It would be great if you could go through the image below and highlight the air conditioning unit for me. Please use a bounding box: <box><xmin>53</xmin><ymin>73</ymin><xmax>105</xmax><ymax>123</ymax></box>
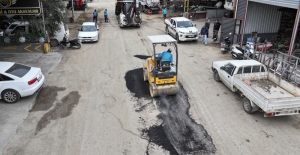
<box><xmin>224</xmin><ymin>0</ymin><xmax>235</xmax><ymax>11</ymax></box>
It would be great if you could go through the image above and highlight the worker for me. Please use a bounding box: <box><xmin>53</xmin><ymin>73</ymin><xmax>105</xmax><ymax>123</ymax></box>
<box><xmin>93</xmin><ymin>9</ymin><xmax>98</xmax><ymax>23</ymax></box>
<box><xmin>104</xmin><ymin>9</ymin><xmax>108</xmax><ymax>22</ymax></box>
<box><xmin>200</xmin><ymin>25</ymin><xmax>208</xmax><ymax>45</ymax></box>
<box><xmin>158</xmin><ymin>48</ymin><xmax>173</xmax><ymax>63</ymax></box>
<box><xmin>162</xmin><ymin>7</ymin><xmax>167</xmax><ymax>20</ymax></box>
<box><xmin>213</xmin><ymin>19</ymin><xmax>222</xmax><ymax>41</ymax></box>
<box><xmin>205</xmin><ymin>18</ymin><xmax>210</xmax><ymax>37</ymax></box>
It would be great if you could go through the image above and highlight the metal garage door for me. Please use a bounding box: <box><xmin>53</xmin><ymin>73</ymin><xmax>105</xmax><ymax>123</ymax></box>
<box><xmin>249</xmin><ymin>0</ymin><xmax>299</xmax><ymax>9</ymax></box>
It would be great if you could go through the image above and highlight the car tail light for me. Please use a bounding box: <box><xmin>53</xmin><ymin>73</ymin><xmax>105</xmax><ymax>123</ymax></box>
<box><xmin>265</xmin><ymin>112</ymin><xmax>275</xmax><ymax>117</ymax></box>
<box><xmin>28</xmin><ymin>77</ymin><xmax>38</xmax><ymax>85</ymax></box>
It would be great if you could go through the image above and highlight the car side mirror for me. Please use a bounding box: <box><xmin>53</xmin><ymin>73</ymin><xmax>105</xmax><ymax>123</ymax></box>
<box><xmin>97</xmin><ymin>28</ymin><xmax>99</xmax><ymax>31</ymax></box>
<box><xmin>220</xmin><ymin>66</ymin><xmax>224</xmax><ymax>70</ymax></box>
<box><xmin>78</xmin><ymin>29</ymin><xmax>80</xmax><ymax>31</ymax></box>
<box><xmin>194</xmin><ymin>24</ymin><xmax>196</xmax><ymax>26</ymax></box>
<box><xmin>172</xmin><ymin>25</ymin><xmax>175</xmax><ymax>28</ymax></box>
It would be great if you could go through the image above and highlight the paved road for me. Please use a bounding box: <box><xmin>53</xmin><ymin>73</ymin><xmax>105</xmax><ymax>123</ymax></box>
<box><xmin>2</xmin><ymin>0</ymin><xmax>300</xmax><ymax>155</ymax></box>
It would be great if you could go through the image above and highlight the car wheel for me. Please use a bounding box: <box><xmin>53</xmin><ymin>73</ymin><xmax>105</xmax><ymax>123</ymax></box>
<box><xmin>242</xmin><ymin>97</ymin><xmax>259</xmax><ymax>114</ymax></box>
<box><xmin>176</xmin><ymin>34</ymin><xmax>180</xmax><ymax>43</ymax></box>
<box><xmin>213</xmin><ymin>70</ymin><xmax>221</xmax><ymax>82</ymax></box>
<box><xmin>50</xmin><ymin>39</ymin><xmax>59</xmax><ymax>47</ymax></box>
<box><xmin>1</xmin><ymin>89</ymin><xmax>20</xmax><ymax>103</ymax></box>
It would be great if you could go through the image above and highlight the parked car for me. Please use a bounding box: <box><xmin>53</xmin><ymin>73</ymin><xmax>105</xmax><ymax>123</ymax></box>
<box><xmin>0</xmin><ymin>62</ymin><xmax>45</xmax><ymax>103</ymax></box>
<box><xmin>0</xmin><ymin>15</ymin><xmax>21</xmax><ymax>29</ymax></box>
<box><xmin>164</xmin><ymin>17</ymin><xmax>199</xmax><ymax>42</ymax></box>
<box><xmin>78</xmin><ymin>22</ymin><xmax>99</xmax><ymax>42</ymax></box>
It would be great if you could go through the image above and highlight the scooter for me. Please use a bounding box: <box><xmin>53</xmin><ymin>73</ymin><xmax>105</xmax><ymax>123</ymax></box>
<box><xmin>231</xmin><ymin>43</ymin><xmax>258</xmax><ymax>60</ymax></box>
<box><xmin>59</xmin><ymin>35</ymin><xmax>81</xmax><ymax>49</ymax></box>
<box><xmin>220</xmin><ymin>33</ymin><xmax>232</xmax><ymax>54</ymax></box>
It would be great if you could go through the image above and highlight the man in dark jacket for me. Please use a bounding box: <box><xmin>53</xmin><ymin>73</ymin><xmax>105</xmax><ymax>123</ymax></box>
<box><xmin>213</xmin><ymin>19</ymin><xmax>222</xmax><ymax>41</ymax></box>
<box><xmin>200</xmin><ymin>25</ymin><xmax>208</xmax><ymax>45</ymax></box>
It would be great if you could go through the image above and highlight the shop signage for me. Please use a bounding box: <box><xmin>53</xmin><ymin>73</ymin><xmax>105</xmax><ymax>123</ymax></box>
<box><xmin>0</xmin><ymin>0</ymin><xmax>41</xmax><ymax>15</ymax></box>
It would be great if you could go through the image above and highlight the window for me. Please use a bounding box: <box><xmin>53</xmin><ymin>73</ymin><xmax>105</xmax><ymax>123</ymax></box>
<box><xmin>5</xmin><ymin>63</ymin><xmax>31</xmax><ymax>78</ymax></box>
<box><xmin>261</xmin><ymin>66</ymin><xmax>266</xmax><ymax>72</ymax></box>
<box><xmin>243</xmin><ymin>66</ymin><xmax>251</xmax><ymax>73</ymax></box>
<box><xmin>0</xmin><ymin>74</ymin><xmax>13</xmax><ymax>81</ymax></box>
<box><xmin>8</xmin><ymin>24</ymin><xmax>17</xmax><ymax>30</ymax></box>
<box><xmin>223</xmin><ymin>63</ymin><xmax>235</xmax><ymax>75</ymax></box>
<box><xmin>237</xmin><ymin>67</ymin><xmax>243</xmax><ymax>74</ymax></box>
<box><xmin>81</xmin><ymin>25</ymin><xmax>97</xmax><ymax>31</ymax></box>
<box><xmin>252</xmin><ymin>66</ymin><xmax>260</xmax><ymax>73</ymax></box>
<box><xmin>177</xmin><ymin>21</ymin><xmax>193</xmax><ymax>28</ymax></box>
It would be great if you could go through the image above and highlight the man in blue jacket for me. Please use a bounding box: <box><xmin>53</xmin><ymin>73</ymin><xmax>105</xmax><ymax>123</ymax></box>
<box><xmin>104</xmin><ymin>9</ymin><xmax>108</xmax><ymax>22</ymax></box>
<box><xmin>158</xmin><ymin>48</ymin><xmax>173</xmax><ymax>63</ymax></box>
<box><xmin>162</xmin><ymin>8</ymin><xmax>167</xmax><ymax>20</ymax></box>
<box><xmin>93</xmin><ymin>9</ymin><xmax>98</xmax><ymax>23</ymax></box>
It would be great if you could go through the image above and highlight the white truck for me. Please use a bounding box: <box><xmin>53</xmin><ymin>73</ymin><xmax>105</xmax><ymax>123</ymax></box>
<box><xmin>164</xmin><ymin>17</ymin><xmax>198</xmax><ymax>43</ymax></box>
<box><xmin>139</xmin><ymin>0</ymin><xmax>160</xmax><ymax>14</ymax></box>
<box><xmin>212</xmin><ymin>60</ymin><xmax>300</xmax><ymax>117</ymax></box>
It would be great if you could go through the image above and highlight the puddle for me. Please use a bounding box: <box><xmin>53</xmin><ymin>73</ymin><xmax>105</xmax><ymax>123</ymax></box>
<box><xmin>30</xmin><ymin>86</ymin><xmax>66</xmax><ymax>112</ymax></box>
<box><xmin>35</xmin><ymin>91</ymin><xmax>81</xmax><ymax>134</ymax></box>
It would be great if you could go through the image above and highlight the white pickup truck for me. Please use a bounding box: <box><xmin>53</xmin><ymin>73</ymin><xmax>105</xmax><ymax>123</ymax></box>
<box><xmin>212</xmin><ymin>60</ymin><xmax>300</xmax><ymax>117</ymax></box>
<box><xmin>164</xmin><ymin>17</ymin><xmax>198</xmax><ymax>42</ymax></box>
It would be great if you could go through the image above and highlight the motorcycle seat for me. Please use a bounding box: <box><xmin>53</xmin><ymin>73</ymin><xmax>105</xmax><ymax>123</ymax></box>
<box><xmin>236</xmin><ymin>47</ymin><xmax>245</xmax><ymax>53</ymax></box>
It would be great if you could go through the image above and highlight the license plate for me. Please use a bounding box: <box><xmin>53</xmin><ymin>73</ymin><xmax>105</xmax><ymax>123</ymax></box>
<box><xmin>221</xmin><ymin>48</ymin><xmax>224</xmax><ymax>50</ymax></box>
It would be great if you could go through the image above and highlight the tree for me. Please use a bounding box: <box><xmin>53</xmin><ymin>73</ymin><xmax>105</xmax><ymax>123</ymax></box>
<box><xmin>27</xmin><ymin>0</ymin><xmax>69</xmax><ymax>37</ymax></box>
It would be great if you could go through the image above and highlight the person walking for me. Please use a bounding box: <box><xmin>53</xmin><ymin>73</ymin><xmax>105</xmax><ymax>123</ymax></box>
<box><xmin>93</xmin><ymin>9</ymin><xmax>98</xmax><ymax>23</ymax></box>
<box><xmin>104</xmin><ymin>9</ymin><xmax>108</xmax><ymax>22</ymax></box>
<box><xmin>205</xmin><ymin>17</ymin><xmax>210</xmax><ymax>37</ymax></box>
<box><xmin>213</xmin><ymin>19</ymin><xmax>222</xmax><ymax>41</ymax></box>
<box><xmin>200</xmin><ymin>25</ymin><xmax>208</xmax><ymax>45</ymax></box>
<box><xmin>163</xmin><ymin>8</ymin><xmax>167</xmax><ymax>20</ymax></box>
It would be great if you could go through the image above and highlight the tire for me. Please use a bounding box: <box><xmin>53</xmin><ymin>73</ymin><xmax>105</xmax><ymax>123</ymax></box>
<box><xmin>222</xmin><ymin>50</ymin><xmax>226</xmax><ymax>54</ymax></box>
<box><xmin>242</xmin><ymin>97</ymin><xmax>259</xmax><ymax>114</ymax></box>
<box><xmin>1</xmin><ymin>89</ymin><xmax>20</xmax><ymax>103</ymax></box>
<box><xmin>77</xmin><ymin>44</ymin><xmax>82</xmax><ymax>49</ymax></box>
<box><xmin>176</xmin><ymin>34</ymin><xmax>180</xmax><ymax>43</ymax></box>
<box><xmin>4</xmin><ymin>37</ymin><xmax>11</xmax><ymax>43</ymax></box>
<box><xmin>50</xmin><ymin>39</ymin><xmax>59</xmax><ymax>47</ymax></box>
<box><xmin>213</xmin><ymin>70</ymin><xmax>221</xmax><ymax>82</ymax></box>
<box><xmin>143</xmin><ymin>68</ymin><xmax>148</xmax><ymax>82</ymax></box>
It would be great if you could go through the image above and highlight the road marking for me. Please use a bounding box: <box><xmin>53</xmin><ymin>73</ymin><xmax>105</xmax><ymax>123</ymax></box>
<box><xmin>24</xmin><ymin>44</ymin><xmax>33</xmax><ymax>52</ymax></box>
<box><xmin>35</xmin><ymin>44</ymin><xmax>43</xmax><ymax>52</ymax></box>
<box><xmin>3</xmin><ymin>46</ymin><xmax>17</xmax><ymax>50</ymax></box>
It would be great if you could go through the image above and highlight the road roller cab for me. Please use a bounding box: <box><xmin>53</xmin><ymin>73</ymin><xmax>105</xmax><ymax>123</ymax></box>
<box><xmin>143</xmin><ymin>35</ymin><xmax>179</xmax><ymax>97</ymax></box>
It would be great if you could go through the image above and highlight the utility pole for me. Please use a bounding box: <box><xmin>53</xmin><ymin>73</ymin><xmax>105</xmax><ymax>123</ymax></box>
<box><xmin>71</xmin><ymin>0</ymin><xmax>75</xmax><ymax>22</ymax></box>
<box><xmin>40</xmin><ymin>0</ymin><xmax>46</xmax><ymax>38</ymax></box>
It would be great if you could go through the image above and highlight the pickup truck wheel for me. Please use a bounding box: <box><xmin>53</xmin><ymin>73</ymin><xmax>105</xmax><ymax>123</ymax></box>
<box><xmin>213</xmin><ymin>70</ymin><xmax>221</xmax><ymax>82</ymax></box>
<box><xmin>242</xmin><ymin>97</ymin><xmax>258</xmax><ymax>114</ymax></box>
<box><xmin>176</xmin><ymin>34</ymin><xmax>180</xmax><ymax>43</ymax></box>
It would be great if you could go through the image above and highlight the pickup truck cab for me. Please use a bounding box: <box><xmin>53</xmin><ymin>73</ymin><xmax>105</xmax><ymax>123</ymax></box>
<box><xmin>164</xmin><ymin>17</ymin><xmax>198</xmax><ymax>42</ymax></box>
<box><xmin>212</xmin><ymin>60</ymin><xmax>300</xmax><ymax>117</ymax></box>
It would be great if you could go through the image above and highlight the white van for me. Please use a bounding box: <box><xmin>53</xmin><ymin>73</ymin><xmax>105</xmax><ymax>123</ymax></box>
<box><xmin>5</xmin><ymin>21</ymin><xmax>69</xmax><ymax>46</ymax></box>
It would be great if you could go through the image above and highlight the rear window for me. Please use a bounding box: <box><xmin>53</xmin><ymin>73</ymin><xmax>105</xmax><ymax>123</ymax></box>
<box><xmin>5</xmin><ymin>63</ymin><xmax>31</xmax><ymax>78</ymax></box>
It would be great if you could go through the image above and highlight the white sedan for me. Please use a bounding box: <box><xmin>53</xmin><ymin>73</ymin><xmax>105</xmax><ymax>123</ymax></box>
<box><xmin>0</xmin><ymin>62</ymin><xmax>45</xmax><ymax>103</ymax></box>
<box><xmin>78</xmin><ymin>22</ymin><xmax>99</xmax><ymax>42</ymax></box>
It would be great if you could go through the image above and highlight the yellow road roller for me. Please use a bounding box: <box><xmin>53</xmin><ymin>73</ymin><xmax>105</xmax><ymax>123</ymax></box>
<box><xmin>143</xmin><ymin>35</ymin><xmax>179</xmax><ymax>97</ymax></box>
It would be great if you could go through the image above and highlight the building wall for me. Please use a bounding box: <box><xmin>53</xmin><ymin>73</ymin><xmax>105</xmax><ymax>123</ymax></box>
<box><xmin>249</xmin><ymin>0</ymin><xmax>299</xmax><ymax>9</ymax></box>
<box><xmin>244</xmin><ymin>2</ymin><xmax>282</xmax><ymax>34</ymax></box>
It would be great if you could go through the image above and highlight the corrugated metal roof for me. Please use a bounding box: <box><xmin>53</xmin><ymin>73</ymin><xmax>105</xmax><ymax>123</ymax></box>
<box><xmin>245</xmin><ymin>2</ymin><xmax>282</xmax><ymax>34</ymax></box>
<box><xmin>249</xmin><ymin>0</ymin><xmax>299</xmax><ymax>9</ymax></box>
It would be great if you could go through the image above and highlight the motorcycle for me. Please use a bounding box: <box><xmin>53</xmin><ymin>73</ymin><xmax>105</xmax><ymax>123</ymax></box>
<box><xmin>220</xmin><ymin>33</ymin><xmax>232</xmax><ymax>54</ymax></box>
<box><xmin>59</xmin><ymin>35</ymin><xmax>81</xmax><ymax>49</ymax></box>
<box><xmin>231</xmin><ymin>43</ymin><xmax>258</xmax><ymax>60</ymax></box>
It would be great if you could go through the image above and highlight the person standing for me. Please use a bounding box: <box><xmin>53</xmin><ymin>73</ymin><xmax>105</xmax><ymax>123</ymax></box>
<box><xmin>104</xmin><ymin>9</ymin><xmax>108</xmax><ymax>22</ymax></box>
<box><xmin>163</xmin><ymin>8</ymin><xmax>167</xmax><ymax>20</ymax></box>
<box><xmin>93</xmin><ymin>9</ymin><xmax>98</xmax><ymax>23</ymax></box>
<box><xmin>213</xmin><ymin>19</ymin><xmax>222</xmax><ymax>41</ymax></box>
<box><xmin>200</xmin><ymin>25</ymin><xmax>208</xmax><ymax>45</ymax></box>
<box><xmin>205</xmin><ymin>17</ymin><xmax>210</xmax><ymax>37</ymax></box>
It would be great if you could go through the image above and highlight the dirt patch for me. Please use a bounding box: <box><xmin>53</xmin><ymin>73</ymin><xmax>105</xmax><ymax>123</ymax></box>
<box><xmin>134</xmin><ymin>55</ymin><xmax>151</xmax><ymax>60</ymax></box>
<box><xmin>125</xmin><ymin>68</ymin><xmax>216</xmax><ymax>154</ymax></box>
<box><xmin>251</xmin><ymin>79</ymin><xmax>277</xmax><ymax>94</ymax></box>
<box><xmin>35</xmin><ymin>91</ymin><xmax>81</xmax><ymax>134</ymax></box>
<box><xmin>30</xmin><ymin>86</ymin><xmax>66</xmax><ymax>112</ymax></box>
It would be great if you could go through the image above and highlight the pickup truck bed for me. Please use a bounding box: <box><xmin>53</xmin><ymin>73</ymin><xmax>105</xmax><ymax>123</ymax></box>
<box><xmin>250</xmin><ymin>79</ymin><xmax>295</xmax><ymax>99</ymax></box>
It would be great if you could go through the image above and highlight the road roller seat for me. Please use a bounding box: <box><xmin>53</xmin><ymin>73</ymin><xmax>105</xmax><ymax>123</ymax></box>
<box><xmin>160</xmin><ymin>60</ymin><xmax>171</xmax><ymax>72</ymax></box>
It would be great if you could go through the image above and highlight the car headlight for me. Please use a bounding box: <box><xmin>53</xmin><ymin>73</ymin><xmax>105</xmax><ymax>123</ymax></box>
<box><xmin>92</xmin><ymin>36</ymin><xmax>98</xmax><ymax>39</ymax></box>
<box><xmin>178</xmin><ymin>31</ymin><xmax>184</xmax><ymax>34</ymax></box>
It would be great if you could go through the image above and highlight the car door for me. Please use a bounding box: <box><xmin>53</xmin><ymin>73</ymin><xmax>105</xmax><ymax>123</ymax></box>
<box><xmin>0</xmin><ymin>74</ymin><xmax>4</xmax><ymax>91</ymax></box>
<box><xmin>219</xmin><ymin>63</ymin><xmax>236</xmax><ymax>90</ymax></box>
<box><xmin>170</xmin><ymin>20</ymin><xmax>177</xmax><ymax>36</ymax></box>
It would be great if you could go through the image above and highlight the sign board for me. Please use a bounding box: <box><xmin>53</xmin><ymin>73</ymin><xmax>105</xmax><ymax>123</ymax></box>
<box><xmin>0</xmin><ymin>0</ymin><xmax>41</xmax><ymax>15</ymax></box>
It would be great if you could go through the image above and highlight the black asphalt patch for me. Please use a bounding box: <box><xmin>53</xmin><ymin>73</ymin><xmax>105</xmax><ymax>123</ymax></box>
<box><xmin>125</xmin><ymin>68</ymin><xmax>217</xmax><ymax>154</ymax></box>
<box><xmin>134</xmin><ymin>55</ymin><xmax>151</xmax><ymax>60</ymax></box>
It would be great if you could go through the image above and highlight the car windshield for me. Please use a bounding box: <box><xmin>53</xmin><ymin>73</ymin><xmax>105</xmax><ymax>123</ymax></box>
<box><xmin>5</xmin><ymin>63</ymin><xmax>31</xmax><ymax>78</ymax></box>
<box><xmin>8</xmin><ymin>24</ymin><xmax>17</xmax><ymax>29</ymax></box>
<box><xmin>81</xmin><ymin>25</ymin><xmax>96</xmax><ymax>31</ymax></box>
<box><xmin>177</xmin><ymin>21</ymin><xmax>193</xmax><ymax>28</ymax></box>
